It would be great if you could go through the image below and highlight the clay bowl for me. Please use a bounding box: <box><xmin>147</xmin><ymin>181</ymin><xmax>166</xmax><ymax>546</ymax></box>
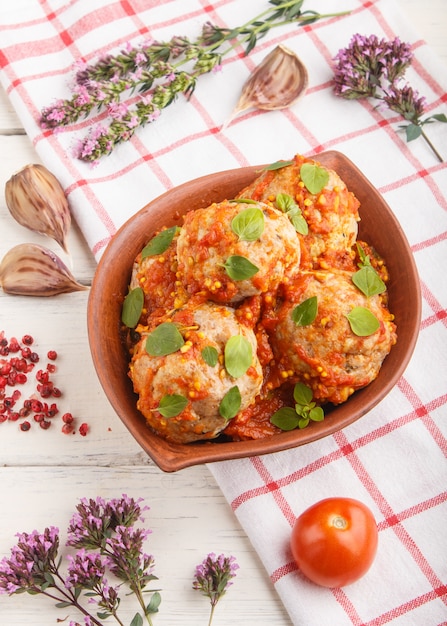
<box><xmin>87</xmin><ymin>151</ymin><xmax>421</xmax><ymax>472</ymax></box>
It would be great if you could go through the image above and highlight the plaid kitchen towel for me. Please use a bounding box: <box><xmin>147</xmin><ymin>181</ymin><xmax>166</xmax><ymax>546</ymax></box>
<box><xmin>1</xmin><ymin>1</ymin><xmax>447</xmax><ymax>624</ymax></box>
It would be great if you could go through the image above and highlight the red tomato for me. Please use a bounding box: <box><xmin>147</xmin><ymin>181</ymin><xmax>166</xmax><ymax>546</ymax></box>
<box><xmin>291</xmin><ymin>497</ymin><xmax>378</xmax><ymax>588</ymax></box>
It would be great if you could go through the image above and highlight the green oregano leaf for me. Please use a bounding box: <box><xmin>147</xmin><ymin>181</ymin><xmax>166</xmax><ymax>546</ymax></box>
<box><xmin>223</xmin><ymin>255</ymin><xmax>259</xmax><ymax>281</ymax></box>
<box><xmin>230</xmin><ymin>197</ymin><xmax>259</xmax><ymax>205</ymax></box>
<box><xmin>300</xmin><ymin>163</ymin><xmax>330</xmax><ymax>194</ymax></box>
<box><xmin>276</xmin><ymin>193</ymin><xmax>296</xmax><ymax>213</ymax></box>
<box><xmin>270</xmin><ymin>406</ymin><xmax>300</xmax><ymax>431</ymax></box>
<box><xmin>219</xmin><ymin>385</ymin><xmax>241</xmax><ymax>420</ymax></box>
<box><xmin>145</xmin><ymin>322</ymin><xmax>184</xmax><ymax>356</ymax></box>
<box><xmin>430</xmin><ymin>113</ymin><xmax>447</xmax><ymax>123</ymax></box>
<box><xmin>146</xmin><ymin>591</ymin><xmax>162</xmax><ymax>614</ymax></box>
<box><xmin>271</xmin><ymin>382</ymin><xmax>325</xmax><ymax>431</ymax></box>
<box><xmin>263</xmin><ymin>159</ymin><xmax>295</xmax><ymax>171</ymax></box>
<box><xmin>404</xmin><ymin>123</ymin><xmax>422</xmax><ymax>142</ymax></box>
<box><xmin>224</xmin><ymin>335</ymin><xmax>252</xmax><ymax>378</ymax></box>
<box><xmin>141</xmin><ymin>226</ymin><xmax>178</xmax><ymax>258</ymax></box>
<box><xmin>202</xmin><ymin>345</ymin><xmax>219</xmax><ymax>367</ymax></box>
<box><xmin>293</xmin><ymin>382</ymin><xmax>313</xmax><ymax>405</ymax></box>
<box><xmin>122</xmin><ymin>287</ymin><xmax>144</xmax><ymax>328</ymax></box>
<box><xmin>309</xmin><ymin>406</ymin><xmax>325</xmax><ymax>422</ymax></box>
<box><xmin>346</xmin><ymin>306</ymin><xmax>380</xmax><ymax>336</ymax></box>
<box><xmin>352</xmin><ymin>265</ymin><xmax>386</xmax><ymax>297</ymax></box>
<box><xmin>289</xmin><ymin>213</ymin><xmax>309</xmax><ymax>235</ymax></box>
<box><xmin>129</xmin><ymin>613</ymin><xmax>144</xmax><ymax>626</ymax></box>
<box><xmin>157</xmin><ymin>394</ymin><xmax>188</xmax><ymax>418</ymax></box>
<box><xmin>291</xmin><ymin>296</ymin><xmax>318</xmax><ymax>326</ymax></box>
<box><xmin>231</xmin><ymin>207</ymin><xmax>265</xmax><ymax>241</ymax></box>
<box><xmin>276</xmin><ymin>193</ymin><xmax>308</xmax><ymax>235</ymax></box>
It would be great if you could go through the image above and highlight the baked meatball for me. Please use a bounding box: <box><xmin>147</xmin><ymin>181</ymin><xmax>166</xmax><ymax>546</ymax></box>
<box><xmin>269</xmin><ymin>270</ymin><xmax>397</xmax><ymax>404</ymax></box>
<box><xmin>237</xmin><ymin>154</ymin><xmax>360</xmax><ymax>270</ymax></box>
<box><xmin>129</xmin><ymin>227</ymin><xmax>189</xmax><ymax>321</ymax></box>
<box><xmin>129</xmin><ymin>301</ymin><xmax>263</xmax><ymax>443</ymax></box>
<box><xmin>176</xmin><ymin>199</ymin><xmax>300</xmax><ymax>303</ymax></box>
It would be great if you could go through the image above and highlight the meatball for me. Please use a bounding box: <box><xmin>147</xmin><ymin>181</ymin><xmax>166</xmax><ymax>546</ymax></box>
<box><xmin>269</xmin><ymin>270</ymin><xmax>397</xmax><ymax>404</ymax></box>
<box><xmin>176</xmin><ymin>199</ymin><xmax>300</xmax><ymax>303</ymax></box>
<box><xmin>237</xmin><ymin>154</ymin><xmax>360</xmax><ymax>270</ymax></box>
<box><xmin>129</xmin><ymin>301</ymin><xmax>263</xmax><ymax>443</ymax></box>
<box><xmin>129</xmin><ymin>228</ymin><xmax>188</xmax><ymax>320</ymax></box>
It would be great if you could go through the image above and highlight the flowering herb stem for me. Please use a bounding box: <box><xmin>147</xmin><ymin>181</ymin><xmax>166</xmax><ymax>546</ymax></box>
<box><xmin>40</xmin><ymin>0</ymin><xmax>350</xmax><ymax>162</ymax></box>
<box><xmin>333</xmin><ymin>34</ymin><xmax>446</xmax><ymax>162</ymax></box>
<box><xmin>0</xmin><ymin>496</ymin><xmax>159</xmax><ymax>626</ymax></box>
<box><xmin>192</xmin><ymin>553</ymin><xmax>239</xmax><ymax>626</ymax></box>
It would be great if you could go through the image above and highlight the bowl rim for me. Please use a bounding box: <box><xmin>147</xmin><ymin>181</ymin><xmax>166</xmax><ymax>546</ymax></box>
<box><xmin>88</xmin><ymin>150</ymin><xmax>421</xmax><ymax>472</ymax></box>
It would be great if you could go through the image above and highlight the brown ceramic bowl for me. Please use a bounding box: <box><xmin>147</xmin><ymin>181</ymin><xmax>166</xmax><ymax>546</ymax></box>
<box><xmin>87</xmin><ymin>151</ymin><xmax>421</xmax><ymax>472</ymax></box>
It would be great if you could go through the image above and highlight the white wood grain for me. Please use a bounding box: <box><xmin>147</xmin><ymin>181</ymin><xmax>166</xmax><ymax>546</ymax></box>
<box><xmin>0</xmin><ymin>2</ymin><xmax>446</xmax><ymax>625</ymax></box>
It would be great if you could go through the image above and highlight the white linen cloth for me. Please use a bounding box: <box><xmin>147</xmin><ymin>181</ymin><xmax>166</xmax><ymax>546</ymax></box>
<box><xmin>1</xmin><ymin>1</ymin><xmax>446</xmax><ymax>624</ymax></box>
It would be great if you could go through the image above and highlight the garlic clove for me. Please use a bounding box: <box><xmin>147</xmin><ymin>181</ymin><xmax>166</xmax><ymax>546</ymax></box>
<box><xmin>225</xmin><ymin>44</ymin><xmax>308</xmax><ymax>127</ymax></box>
<box><xmin>5</xmin><ymin>164</ymin><xmax>71</xmax><ymax>253</ymax></box>
<box><xmin>0</xmin><ymin>243</ymin><xmax>88</xmax><ymax>296</ymax></box>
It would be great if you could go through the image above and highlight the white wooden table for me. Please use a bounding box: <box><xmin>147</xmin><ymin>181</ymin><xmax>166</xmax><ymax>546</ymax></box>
<box><xmin>1</xmin><ymin>2</ymin><xmax>446</xmax><ymax>624</ymax></box>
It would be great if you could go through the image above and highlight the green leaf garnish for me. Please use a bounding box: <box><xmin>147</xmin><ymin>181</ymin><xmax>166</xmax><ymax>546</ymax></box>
<box><xmin>270</xmin><ymin>406</ymin><xmax>300</xmax><ymax>430</ymax></box>
<box><xmin>224</xmin><ymin>335</ymin><xmax>253</xmax><ymax>378</ymax></box>
<box><xmin>352</xmin><ymin>265</ymin><xmax>386</xmax><ymax>297</ymax></box>
<box><xmin>300</xmin><ymin>163</ymin><xmax>330</xmax><ymax>194</ymax></box>
<box><xmin>270</xmin><ymin>382</ymin><xmax>325</xmax><ymax>431</ymax></box>
<box><xmin>230</xmin><ymin>197</ymin><xmax>259</xmax><ymax>205</ymax></box>
<box><xmin>141</xmin><ymin>226</ymin><xmax>178</xmax><ymax>258</ymax></box>
<box><xmin>202</xmin><ymin>345</ymin><xmax>219</xmax><ymax>367</ymax></box>
<box><xmin>219</xmin><ymin>385</ymin><xmax>241</xmax><ymax>420</ymax></box>
<box><xmin>276</xmin><ymin>193</ymin><xmax>308</xmax><ymax>235</ymax></box>
<box><xmin>275</xmin><ymin>193</ymin><xmax>296</xmax><ymax>213</ymax></box>
<box><xmin>346</xmin><ymin>306</ymin><xmax>380</xmax><ymax>336</ymax></box>
<box><xmin>157</xmin><ymin>394</ymin><xmax>188</xmax><ymax>418</ymax></box>
<box><xmin>121</xmin><ymin>287</ymin><xmax>144</xmax><ymax>328</ymax></box>
<box><xmin>353</xmin><ymin>244</ymin><xmax>386</xmax><ymax>297</ymax></box>
<box><xmin>263</xmin><ymin>159</ymin><xmax>294</xmax><ymax>171</ymax></box>
<box><xmin>291</xmin><ymin>296</ymin><xmax>318</xmax><ymax>326</ymax></box>
<box><xmin>145</xmin><ymin>322</ymin><xmax>185</xmax><ymax>356</ymax></box>
<box><xmin>223</xmin><ymin>255</ymin><xmax>259</xmax><ymax>281</ymax></box>
<box><xmin>293</xmin><ymin>381</ymin><xmax>313</xmax><ymax>405</ymax></box>
<box><xmin>231</xmin><ymin>207</ymin><xmax>265</xmax><ymax>241</ymax></box>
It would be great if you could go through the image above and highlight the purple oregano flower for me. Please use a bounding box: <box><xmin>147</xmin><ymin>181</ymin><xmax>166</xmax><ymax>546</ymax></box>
<box><xmin>333</xmin><ymin>33</ymin><xmax>446</xmax><ymax>161</ymax></box>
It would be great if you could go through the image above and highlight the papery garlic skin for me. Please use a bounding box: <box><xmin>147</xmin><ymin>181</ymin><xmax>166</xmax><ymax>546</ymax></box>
<box><xmin>226</xmin><ymin>44</ymin><xmax>308</xmax><ymax>126</ymax></box>
<box><xmin>5</xmin><ymin>164</ymin><xmax>71</xmax><ymax>253</ymax></box>
<box><xmin>0</xmin><ymin>243</ymin><xmax>88</xmax><ymax>296</ymax></box>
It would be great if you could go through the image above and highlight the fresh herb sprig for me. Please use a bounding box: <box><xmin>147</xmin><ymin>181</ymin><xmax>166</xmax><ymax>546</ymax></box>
<box><xmin>0</xmin><ymin>496</ymin><xmax>240</xmax><ymax>625</ymax></box>
<box><xmin>0</xmin><ymin>496</ymin><xmax>160</xmax><ymax>626</ymax></box>
<box><xmin>40</xmin><ymin>1</ymin><xmax>350</xmax><ymax>163</ymax></box>
<box><xmin>271</xmin><ymin>382</ymin><xmax>324</xmax><ymax>430</ymax></box>
<box><xmin>192</xmin><ymin>553</ymin><xmax>239</xmax><ymax>626</ymax></box>
<box><xmin>333</xmin><ymin>34</ymin><xmax>447</xmax><ymax>162</ymax></box>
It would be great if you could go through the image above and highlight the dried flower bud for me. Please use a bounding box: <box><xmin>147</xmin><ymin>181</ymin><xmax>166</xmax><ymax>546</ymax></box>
<box><xmin>225</xmin><ymin>44</ymin><xmax>308</xmax><ymax>127</ymax></box>
<box><xmin>5</xmin><ymin>164</ymin><xmax>71</xmax><ymax>253</ymax></box>
<box><xmin>0</xmin><ymin>243</ymin><xmax>88</xmax><ymax>296</ymax></box>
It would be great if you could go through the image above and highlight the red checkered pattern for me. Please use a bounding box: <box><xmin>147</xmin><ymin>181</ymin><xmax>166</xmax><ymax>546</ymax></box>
<box><xmin>1</xmin><ymin>1</ymin><xmax>446</xmax><ymax>623</ymax></box>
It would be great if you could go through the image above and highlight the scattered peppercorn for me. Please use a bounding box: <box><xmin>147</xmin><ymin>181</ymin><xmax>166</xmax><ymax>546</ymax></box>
<box><xmin>79</xmin><ymin>423</ymin><xmax>88</xmax><ymax>436</ymax></box>
<box><xmin>0</xmin><ymin>330</ymin><xmax>88</xmax><ymax>436</ymax></box>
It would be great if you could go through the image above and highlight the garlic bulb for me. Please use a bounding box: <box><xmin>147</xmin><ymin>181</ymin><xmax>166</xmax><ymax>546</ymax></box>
<box><xmin>225</xmin><ymin>45</ymin><xmax>308</xmax><ymax>127</ymax></box>
<box><xmin>5</xmin><ymin>164</ymin><xmax>71</xmax><ymax>253</ymax></box>
<box><xmin>0</xmin><ymin>243</ymin><xmax>88</xmax><ymax>296</ymax></box>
